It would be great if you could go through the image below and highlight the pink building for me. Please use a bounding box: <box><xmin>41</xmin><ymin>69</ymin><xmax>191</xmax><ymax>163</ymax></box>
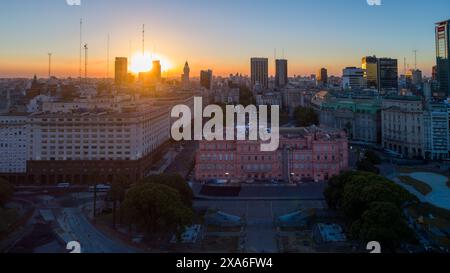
<box><xmin>195</xmin><ymin>126</ymin><xmax>348</xmax><ymax>183</ymax></box>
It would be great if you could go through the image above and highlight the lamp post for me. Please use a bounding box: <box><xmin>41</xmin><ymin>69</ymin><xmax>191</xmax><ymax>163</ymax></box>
<box><xmin>290</xmin><ymin>172</ymin><xmax>295</xmax><ymax>184</ymax></box>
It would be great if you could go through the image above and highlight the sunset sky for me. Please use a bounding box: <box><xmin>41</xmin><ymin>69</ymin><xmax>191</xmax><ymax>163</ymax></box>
<box><xmin>1</xmin><ymin>0</ymin><xmax>449</xmax><ymax>78</ymax></box>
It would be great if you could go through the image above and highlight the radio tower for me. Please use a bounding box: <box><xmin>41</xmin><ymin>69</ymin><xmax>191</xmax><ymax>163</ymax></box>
<box><xmin>79</xmin><ymin>18</ymin><xmax>83</xmax><ymax>83</ymax></box>
<box><xmin>142</xmin><ymin>24</ymin><xmax>145</xmax><ymax>56</ymax></box>
<box><xmin>84</xmin><ymin>44</ymin><xmax>88</xmax><ymax>83</ymax></box>
<box><xmin>48</xmin><ymin>53</ymin><xmax>52</xmax><ymax>79</ymax></box>
<box><xmin>107</xmin><ymin>34</ymin><xmax>110</xmax><ymax>79</ymax></box>
<box><xmin>413</xmin><ymin>49</ymin><xmax>418</xmax><ymax>70</ymax></box>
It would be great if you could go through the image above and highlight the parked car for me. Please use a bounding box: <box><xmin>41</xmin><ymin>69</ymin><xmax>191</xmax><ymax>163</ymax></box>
<box><xmin>57</xmin><ymin>182</ymin><xmax>71</xmax><ymax>188</ymax></box>
<box><xmin>88</xmin><ymin>184</ymin><xmax>111</xmax><ymax>192</ymax></box>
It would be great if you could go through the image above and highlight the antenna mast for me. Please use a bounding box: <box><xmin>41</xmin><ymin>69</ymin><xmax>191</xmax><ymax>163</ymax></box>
<box><xmin>84</xmin><ymin>44</ymin><xmax>88</xmax><ymax>83</ymax></box>
<box><xmin>107</xmin><ymin>34</ymin><xmax>110</xmax><ymax>79</ymax></box>
<box><xmin>142</xmin><ymin>24</ymin><xmax>145</xmax><ymax>56</ymax></box>
<box><xmin>79</xmin><ymin>18</ymin><xmax>83</xmax><ymax>82</ymax></box>
<box><xmin>413</xmin><ymin>49</ymin><xmax>418</xmax><ymax>70</ymax></box>
<box><xmin>403</xmin><ymin>57</ymin><xmax>407</xmax><ymax>75</ymax></box>
<box><xmin>48</xmin><ymin>53</ymin><xmax>52</xmax><ymax>79</ymax></box>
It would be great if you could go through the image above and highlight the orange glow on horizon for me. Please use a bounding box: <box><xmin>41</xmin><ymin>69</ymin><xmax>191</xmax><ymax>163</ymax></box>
<box><xmin>129</xmin><ymin>52</ymin><xmax>172</xmax><ymax>74</ymax></box>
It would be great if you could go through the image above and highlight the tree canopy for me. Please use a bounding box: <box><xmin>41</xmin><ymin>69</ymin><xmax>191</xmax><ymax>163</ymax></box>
<box><xmin>324</xmin><ymin>171</ymin><xmax>417</xmax><ymax>248</ymax></box>
<box><xmin>0</xmin><ymin>178</ymin><xmax>14</xmax><ymax>207</ymax></box>
<box><xmin>350</xmin><ymin>202</ymin><xmax>414</xmax><ymax>250</ymax></box>
<box><xmin>293</xmin><ymin>106</ymin><xmax>319</xmax><ymax>127</ymax></box>
<box><xmin>122</xmin><ymin>183</ymin><xmax>194</xmax><ymax>234</ymax></box>
<box><xmin>140</xmin><ymin>174</ymin><xmax>193</xmax><ymax>207</ymax></box>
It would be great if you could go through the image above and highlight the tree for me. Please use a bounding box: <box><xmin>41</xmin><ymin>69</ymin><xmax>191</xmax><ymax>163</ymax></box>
<box><xmin>356</xmin><ymin>159</ymin><xmax>380</xmax><ymax>174</ymax></box>
<box><xmin>239</xmin><ymin>85</ymin><xmax>255</xmax><ymax>106</ymax></box>
<box><xmin>140</xmin><ymin>174</ymin><xmax>193</xmax><ymax>206</ymax></box>
<box><xmin>350</xmin><ymin>202</ymin><xmax>414</xmax><ymax>250</ymax></box>
<box><xmin>109</xmin><ymin>175</ymin><xmax>130</xmax><ymax>229</ymax></box>
<box><xmin>341</xmin><ymin>172</ymin><xmax>414</xmax><ymax>220</ymax></box>
<box><xmin>364</xmin><ymin>150</ymin><xmax>381</xmax><ymax>165</ymax></box>
<box><xmin>324</xmin><ymin>171</ymin><xmax>358</xmax><ymax>209</ymax></box>
<box><xmin>122</xmin><ymin>183</ymin><xmax>194</xmax><ymax>235</ymax></box>
<box><xmin>0</xmin><ymin>178</ymin><xmax>14</xmax><ymax>207</ymax></box>
<box><xmin>293</xmin><ymin>106</ymin><xmax>319</xmax><ymax>127</ymax></box>
<box><xmin>324</xmin><ymin>172</ymin><xmax>416</xmax><ymax>250</ymax></box>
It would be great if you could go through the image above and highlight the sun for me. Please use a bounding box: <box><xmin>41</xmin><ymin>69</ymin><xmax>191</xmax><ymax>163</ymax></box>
<box><xmin>129</xmin><ymin>52</ymin><xmax>172</xmax><ymax>74</ymax></box>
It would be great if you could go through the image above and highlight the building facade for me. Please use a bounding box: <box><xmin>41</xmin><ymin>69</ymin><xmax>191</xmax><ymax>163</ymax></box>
<box><xmin>382</xmin><ymin>95</ymin><xmax>424</xmax><ymax>158</ymax></box>
<box><xmin>195</xmin><ymin>126</ymin><xmax>348</xmax><ymax>183</ymax></box>
<box><xmin>317</xmin><ymin>68</ymin><xmax>328</xmax><ymax>87</ymax></box>
<box><xmin>316</xmin><ymin>95</ymin><xmax>381</xmax><ymax>144</ymax></box>
<box><xmin>114</xmin><ymin>57</ymin><xmax>128</xmax><ymax>85</ymax></box>
<box><xmin>362</xmin><ymin>56</ymin><xmax>378</xmax><ymax>89</ymax></box>
<box><xmin>342</xmin><ymin>67</ymin><xmax>365</xmax><ymax>90</ymax></box>
<box><xmin>200</xmin><ymin>70</ymin><xmax>213</xmax><ymax>90</ymax></box>
<box><xmin>0</xmin><ymin>95</ymin><xmax>195</xmax><ymax>184</ymax></box>
<box><xmin>251</xmin><ymin>58</ymin><xmax>269</xmax><ymax>89</ymax></box>
<box><xmin>378</xmin><ymin>58</ymin><xmax>398</xmax><ymax>93</ymax></box>
<box><xmin>275</xmin><ymin>59</ymin><xmax>288</xmax><ymax>88</ymax></box>
<box><xmin>423</xmin><ymin>102</ymin><xmax>450</xmax><ymax>160</ymax></box>
<box><xmin>0</xmin><ymin>114</ymin><xmax>29</xmax><ymax>174</ymax></box>
<box><xmin>436</xmin><ymin>20</ymin><xmax>450</xmax><ymax>97</ymax></box>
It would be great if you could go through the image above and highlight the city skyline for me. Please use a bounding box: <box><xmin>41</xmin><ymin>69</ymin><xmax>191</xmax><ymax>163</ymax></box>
<box><xmin>1</xmin><ymin>0</ymin><xmax>450</xmax><ymax>78</ymax></box>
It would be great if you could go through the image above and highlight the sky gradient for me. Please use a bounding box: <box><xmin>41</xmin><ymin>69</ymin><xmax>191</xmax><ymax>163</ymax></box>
<box><xmin>1</xmin><ymin>0</ymin><xmax>449</xmax><ymax>78</ymax></box>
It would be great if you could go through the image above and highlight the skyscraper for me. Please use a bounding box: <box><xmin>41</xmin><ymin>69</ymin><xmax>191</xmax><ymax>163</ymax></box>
<box><xmin>436</xmin><ymin>20</ymin><xmax>450</xmax><ymax>97</ymax></box>
<box><xmin>114</xmin><ymin>57</ymin><xmax>128</xmax><ymax>85</ymax></box>
<box><xmin>317</xmin><ymin>68</ymin><xmax>328</xmax><ymax>87</ymax></box>
<box><xmin>342</xmin><ymin>67</ymin><xmax>364</xmax><ymax>90</ymax></box>
<box><xmin>251</xmin><ymin>58</ymin><xmax>268</xmax><ymax>89</ymax></box>
<box><xmin>275</xmin><ymin>59</ymin><xmax>288</xmax><ymax>88</ymax></box>
<box><xmin>200</xmin><ymin>69</ymin><xmax>213</xmax><ymax>90</ymax></box>
<box><xmin>377</xmin><ymin>58</ymin><xmax>398</xmax><ymax>92</ymax></box>
<box><xmin>151</xmin><ymin>60</ymin><xmax>162</xmax><ymax>81</ymax></box>
<box><xmin>362</xmin><ymin>56</ymin><xmax>378</xmax><ymax>89</ymax></box>
<box><xmin>182</xmin><ymin>61</ymin><xmax>190</xmax><ymax>84</ymax></box>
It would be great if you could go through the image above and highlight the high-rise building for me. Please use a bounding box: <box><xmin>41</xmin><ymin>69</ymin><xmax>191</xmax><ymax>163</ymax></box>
<box><xmin>317</xmin><ymin>68</ymin><xmax>328</xmax><ymax>87</ymax></box>
<box><xmin>432</xmin><ymin>65</ymin><xmax>438</xmax><ymax>81</ymax></box>
<box><xmin>114</xmin><ymin>57</ymin><xmax>128</xmax><ymax>85</ymax></box>
<box><xmin>251</xmin><ymin>58</ymin><xmax>268</xmax><ymax>89</ymax></box>
<box><xmin>377</xmin><ymin>58</ymin><xmax>398</xmax><ymax>92</ymax></box>
<box><xmin>182</xmin><ymin>61</ymin><xmax>190</xmax><ymax>84</ymax></box>
<box><xmin>342</xmin><ymin>67</ymin><xmax>365</xmax><ymax>90</ymax></box>
<box><xmin>200</xmin><ymin>69</ymin><xmax>213</xmax><ymax>90</ymax></box>
<box><xmin>436</xmin><ymin>20</ymin><xmax>450</xmax><ymax>97</ymax></box>
<box><xmin>405</xmin><ymin>69</ymin><xmax>423</xmax><ymax>89</ymax></box>
<box><xmin>275</xmin><ymin>59</ymin><xmax>288</xmax><ymax>88</ymax></box>
<box><xmin>362</xmin><ymin>56</ymin><xmax>378</xmax><ymax>89</ymax></box>
<box><xmin>151</xmin><ymin>60</ymin><xmax>162</xmax><ymax>81</ymax></box>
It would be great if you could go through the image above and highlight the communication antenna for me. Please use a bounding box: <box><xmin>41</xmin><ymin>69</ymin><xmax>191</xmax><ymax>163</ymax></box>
<box><xmin>142</xmin><ymin>24</ymin><xmax>145</xmax><ymax>56</ymax></box>
<box><xmin>403</xmin><ymin>57</ymin><xmax>407</xmax><ymax>75</ymax></box>
<box><xmin>84</xmin><ymin>44</ymin><xmax>88</xmax><ymax>83</ymax></box>
<box><xmin>413</xmin><ymin>49</ymin><xmax>418</xmax><ymax>70</ymax></box>
<box><xmin>107</xmin><ymin>34</ymin><xmax>110</xmax><ymax>79</ymax></box>
<box><xmin>282</xmin><ymin>48</ymin><xmax>285</xmax><ymax>59</ymax></box>
<box><xmin>48</xmin><ymin>53</ymin><xmax>52</xmax><ymax>78</ymax></box>
<box><xmin>129</xmin><ymin>40</ymin><xmax>132</xmax><ymax>65</ymax></box>
<box><xmin>79</xmin><ymin>18</ymin><xmax>83</xmax><ymax>82</ymax></box>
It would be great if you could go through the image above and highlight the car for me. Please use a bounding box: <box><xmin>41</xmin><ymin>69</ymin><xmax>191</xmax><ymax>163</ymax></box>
<box><xmin>88</xmin><ymin>183</ymin><xmax>111</xmax><ymax>192</ymax></box>
<box><xmin>57</xmin><ymin>182</ymin><xmax>71</xmax><ymax>188</ymax></box>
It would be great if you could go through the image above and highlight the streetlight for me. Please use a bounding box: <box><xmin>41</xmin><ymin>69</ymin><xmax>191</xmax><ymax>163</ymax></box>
<box><xmin>225</xmin><ymin>172</ymin><xmax>230</xmax><ymax>184</ymax></box>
